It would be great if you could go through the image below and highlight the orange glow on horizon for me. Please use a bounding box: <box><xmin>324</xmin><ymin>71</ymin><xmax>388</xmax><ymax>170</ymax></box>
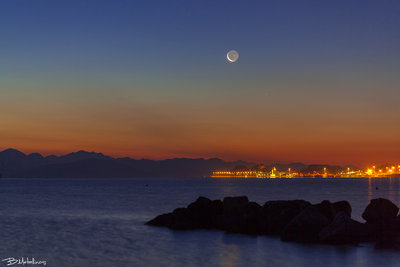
<box><xmin>1</xmin><ymin>87</ymin><xmax>400</xmax><ymax>165</ymax></box>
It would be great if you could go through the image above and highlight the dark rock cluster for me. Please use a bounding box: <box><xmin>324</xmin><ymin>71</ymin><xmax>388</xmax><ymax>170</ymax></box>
<box><xmin>146</xmin><ymin>196</ymin><xmax>400</xmax><ymax>249</ymax></box>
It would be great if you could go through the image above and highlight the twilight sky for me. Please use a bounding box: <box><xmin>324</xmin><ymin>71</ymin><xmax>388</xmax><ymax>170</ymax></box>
<box><xmin>1</xmin><ymin>0</ymin><xmax>400</xmax><ymax>166</ymax></box>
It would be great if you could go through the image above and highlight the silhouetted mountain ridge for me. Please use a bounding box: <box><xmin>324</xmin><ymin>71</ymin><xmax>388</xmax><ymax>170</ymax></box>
<box><xmin>0</xmin><ymin>148</ymin><xmax>258</xmax><ymax>178</ymax></box>
<box><xmin>0</xmin><ymin>148</ymin><xmax>356</xmax><ymax>178</ymax></box>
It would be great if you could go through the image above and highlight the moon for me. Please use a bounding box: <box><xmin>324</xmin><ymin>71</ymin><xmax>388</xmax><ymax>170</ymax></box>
<box><xmin>226</xmin><ymin>50</ymin><xmax>239</xmax><ymax>63</ymax></box>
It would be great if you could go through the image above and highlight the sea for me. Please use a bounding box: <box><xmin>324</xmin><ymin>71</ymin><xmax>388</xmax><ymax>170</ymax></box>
<box><xmin>0</xmin><ymin>177</ymin><xmax>399</xmax><ymax>267</ymax></box>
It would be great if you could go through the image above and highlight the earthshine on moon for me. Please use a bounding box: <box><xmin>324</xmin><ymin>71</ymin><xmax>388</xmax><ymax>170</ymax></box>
<box><xmin>227</xmin><ymin>50</ymin><xmax>239</xmax><ymax>63</ymax></box>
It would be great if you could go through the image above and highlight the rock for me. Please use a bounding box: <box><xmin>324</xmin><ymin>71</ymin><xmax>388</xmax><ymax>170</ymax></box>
<box><xmin>187</xmin><ymin>196</ymin><xmax>212</xmax><ymax>210</ymax></box>
<box><xmin>375</xmin><ymin>232</ymin><xmax>400</xmax><ymax>250</ymax></box>
<box><xmin>146</xmin><ymin>212</ymin><xmax>174</xmax><ymax>227</ymax></box>
<box><xmin>158</xmin><ymin>208</ymin><xmax>193</xmax><ymax>230</ymax></box>
<box><xmin>315</xmin><ymin>200</ymin><xmax>336</xmax><ymax>221</ymax></box>
<box><xmin>225</xmin><ymin>201</ymin><xmax>262</xmax><ymax>235</ymax></box>
<box><xmin>374</xmin><ymin>216</ymin><xmax>400</xmax><ymax>249</ymax></box>
<box><xmin>281</xmin><ymin>203</ymin><xmax>332</xmax><ymax>242</ymax></box>
<box><xmin>216</xmin><ymin>196</ymin><xmax>250</xmax><ymax>231</ymax></box>
<box><xmin>170</xmin><ymin>197</ymin><xmax>224</xmax><ymax>230</ymax></box>
<box><xmin>362</xmin><ymin>198</ymin><xmax>399</xmax><ymax>224</ymax></box>
<box><xmin>259</xmin><ymin>200</ymin><xmax>311</xmax><ymax>235</ymax></box>
<box><xmin>242</xmin><ymin>201</ymin><xmax>262</xmax><ymax>235</ymax></box>
<box><xmin>319</xmin><ymin>211</ymin><xmax>371</xmax><ymax>244</ymax></box>
<box><xmin>187</xmin><ymin>197</ymin><xmax>223</xmax><ymax>229</ymax></box>
<box><xmin>146</xmin><ymin>196</ymin><xmax>400</xmax><ymax>250</ymax></box>
<box><xmin>245</xmin><ymin>201</ymin><xmax>261</xmax><ymax>220</ymax></box>
<box><xmin>169</xmin><ymin>208</ymin><xmax>195</xmax><ymax>230</ymax></box>
<box><xmin>332</xmin><ymin>200</ymin><xmax>352</xmax><ymax>217</ymax></box>
<box><xmin>146</xmin><ymin>196</ymin><xmax>223</xmax><ymax>230</ymax></box>
<box><xmin>222</xmin><ymin>196</ymin><xmax>249</xmax><ymax>214</ymax></box>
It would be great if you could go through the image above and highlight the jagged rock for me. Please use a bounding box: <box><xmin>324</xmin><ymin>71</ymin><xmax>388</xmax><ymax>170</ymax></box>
<box><xmin>187</xmin><ymin>196</ymin><xmax>212</xmax><ymax>210</ymax></box>
<box><xmin>169</xmin><ymin>208</ymin><xmax>195</xmax><ymax>230</ymax></box>
<box><xmin>225</xmin><ymin>201</ymin><xmax>262</xmax><ymax>235</ymax></box>
<box><xmin>243</xmin><ymin>202</ymin><xmax>262</xmax><ymax>230</ymax></box>
<box><xmin>146</xmin><ymin>196</ymin><xmax>223</xmax><ymax>230</ymax></box>
<box><xmin>222</xmin><ymin>196</ymin><xmax>249</xmax><ymax>214</ymax></box>
<box><xmin>146</xmin><ymin>196</ymin><xmax>400</xmax><ymax>250</ymax></box>
<box><xmin>315</xmin><ymin>200</ymin><xmax>336</xmax><ymax>221</ymax></box>
<box><xmin>362</xmin><ymin>198</ymin><xmax>399</xmax><ymax>224</ymax></box>
<box><xmin>281</xmin><ymin>202</ymin><xmax>332</xmax><ymax>242</ymax></box>
<box><xmin>374</xmin><ymin>216</ymin><xmax>400</xmax><ymax>249</ymax></box>
<box><xmin>187</xmin><ymin>198</ymin><xmax>223</xmax><ymax>229</ymax></box>
<box><xmin>332</xmin><ymin>201</ymin><xmax>352</xmax><ymax>217</ymax></box>
<box><xmin>216</xmin><ymin>196</ymin><xmax>249</xmax><ymax>231</ymax></box>
<box><xmin>259</xmin><ymin>200</ymin><xmax>311</xmax><ymax>235</ymax></box>
<box><xmin>146</xmin><ymin>212</ymin><xmax>174</xmax><ymax>227</ymax></box>
<box><xmin>319</xmin><ymin>211</ymin><xmax>370</xmax><ymax>244</ymax></box>
<box><xmin>375</xmin><ymin>232</ymin><xmax>400</xmax><ymax>250</ymax></box>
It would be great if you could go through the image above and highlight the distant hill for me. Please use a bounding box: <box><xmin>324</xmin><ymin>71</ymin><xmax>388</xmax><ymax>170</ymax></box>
<box><xmin>0</xmin><ymin>148</ymin><xmax>257</xmax><ymax>178</ymax></box>
<box><xmin>0</xmin><ymin>148</ymin><xmax>356</xmax><ymax>178</ymax></box>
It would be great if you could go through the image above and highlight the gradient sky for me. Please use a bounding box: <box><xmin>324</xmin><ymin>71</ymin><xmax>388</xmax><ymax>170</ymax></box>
<box><xmin>1</xmin><ymin>0</ymin><xmax>400</xmax><ymax>166</ymax></box>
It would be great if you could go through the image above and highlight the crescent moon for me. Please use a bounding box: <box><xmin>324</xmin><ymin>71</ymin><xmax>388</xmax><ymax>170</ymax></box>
<box><xmin>226</xmin><ymin>50</ymin><xmax>239</xmax><ymax>63</ymax></box>
<box><xmin>227</xmin><ymin>53</ymin><xmax>234</xmax><ymax>62</ymax></box>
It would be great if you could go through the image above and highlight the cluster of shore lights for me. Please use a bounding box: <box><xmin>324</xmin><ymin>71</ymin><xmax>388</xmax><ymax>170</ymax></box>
<box><xmin>212</xmin><ymin>165</ymin><xmax>400</xmax><ymax>178</ymax></box>
<box><xmin>366</xmin><ymin>165</ymin><xmax>400</xmax><ymax>176</ymax></box>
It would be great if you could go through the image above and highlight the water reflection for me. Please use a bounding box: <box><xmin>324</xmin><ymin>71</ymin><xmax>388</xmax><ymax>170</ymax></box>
<box><xmin>218</xmin><ymin>242</ymin><xmax>241</xmax><ymax>267</ymax></box>
<box><xmin>387</xmin><ymin>177</ymin><xmax>399</xmax><ymax>205</ymax></box>
<box><xmin>368</xmin><ymin>177</ymin><xmax>372</xmax><ymax>202</ymax></box>
<box><xmin>2</xmin><ymin>178</ymin><xmax>400</xmax><ymax>267</ymax></box>
<box><xmin>217</xmin><ymin>179</ymin><xmax>239</xmax><ymax>197</ymax></box>
<box><xmin>366</xmin><ymin>177</ymin><xmax>400</xmax><ymax>209</ymax></box>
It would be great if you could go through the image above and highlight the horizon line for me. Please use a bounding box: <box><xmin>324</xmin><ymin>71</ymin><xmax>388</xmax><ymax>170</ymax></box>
<box><xmin>0</xmin><ymin>147</ymin><xmax>387</xmax><ymax>168</ymax></box>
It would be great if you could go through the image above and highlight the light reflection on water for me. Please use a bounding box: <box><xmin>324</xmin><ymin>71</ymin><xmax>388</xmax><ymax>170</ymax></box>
<box><xmin>0</xmin><ymin>177</ymin><xmax>399</xmax><ymax>266</ymax></box>
<box><xmin>219</xmin><ymin>241</ymin><xmax>241</xmax><ymax>267</ymax></box>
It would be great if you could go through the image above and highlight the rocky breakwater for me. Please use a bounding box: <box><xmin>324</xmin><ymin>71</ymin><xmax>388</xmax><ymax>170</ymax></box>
<box><xmin>146</xmin><ymin>196</ymin><xmax>400</xmax><ymax>249</ymax></box>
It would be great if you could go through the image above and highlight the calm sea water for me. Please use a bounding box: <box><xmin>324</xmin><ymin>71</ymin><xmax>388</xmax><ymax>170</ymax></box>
<box><xmin>0</xmin><ymin>177</ymin><xmax>399</xmax><ymax>267</ymax></box>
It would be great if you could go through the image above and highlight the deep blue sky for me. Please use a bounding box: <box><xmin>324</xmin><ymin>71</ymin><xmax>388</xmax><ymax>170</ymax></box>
<box><xmin>2</xmin><ymin>1</ymin><xmax>400</xmax><ymax>79</ymax></box>
<box><xmin>1</xmin><ymin>0</ymin><xmax>400</xmax><ymax>165</ymax></box>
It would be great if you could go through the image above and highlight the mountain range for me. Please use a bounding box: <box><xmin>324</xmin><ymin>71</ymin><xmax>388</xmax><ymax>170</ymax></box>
<box><xmin>0</xmin><ymin>148</ymin><xmax>248</xmax><ymax>178</ymax></box>
<box><xmin>0</xmin><ymin>148</ymin><xmax>313</xmax><ymax>178</ymax></box>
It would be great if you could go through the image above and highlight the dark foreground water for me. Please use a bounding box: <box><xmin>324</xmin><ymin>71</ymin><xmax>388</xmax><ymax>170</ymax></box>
<box><xmin>0</xmin><ymin>177</ymin><xmax>400</xmax><ymax>267</ymax></box>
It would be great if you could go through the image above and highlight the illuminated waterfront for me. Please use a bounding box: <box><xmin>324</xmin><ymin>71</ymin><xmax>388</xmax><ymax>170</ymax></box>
<box><xmin>211</xmin><ymin>165</ymin><xmax>400</xmax><ymax>178</ymax></box>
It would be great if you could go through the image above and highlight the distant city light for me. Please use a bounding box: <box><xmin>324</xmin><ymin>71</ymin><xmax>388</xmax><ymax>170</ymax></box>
<box><xmin>211</xmin><ymin>164</ymin><xmax>400</xmax><ymax>178</ymax></box>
